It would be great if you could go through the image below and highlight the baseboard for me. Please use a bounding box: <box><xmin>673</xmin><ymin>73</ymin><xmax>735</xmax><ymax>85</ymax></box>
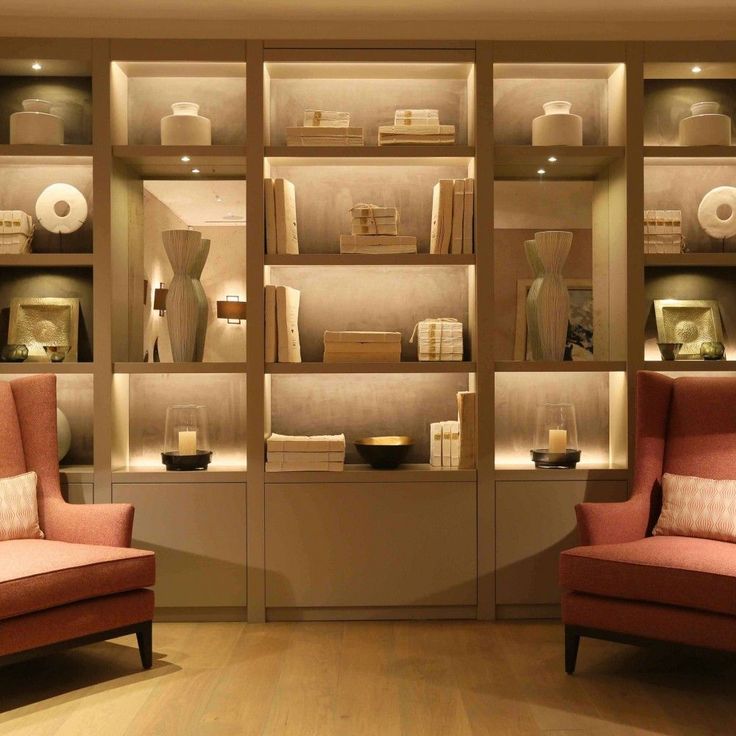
<box><xmin>496</xmin><ymin>604</ymin><xmax>561</xmax><ymax>620</ymax></box>
<box><xmin>266</xmin><ymin>605</ymin><xmax>477</xmax><ymax>622</ymax></box>
<box><xmin>154</xmin><ymin>606</ymin><xmax>247</xmax><ymax>622</ymax></box>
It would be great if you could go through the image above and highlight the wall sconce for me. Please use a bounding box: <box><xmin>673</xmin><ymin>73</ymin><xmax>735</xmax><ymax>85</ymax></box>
<box><xmin>217</xmin><ymin>295</ymin><xmax>247</xmax><ymax>324</ymax></box>
<box><xmin>153</xmin><ymin>283</ymin><xmax>168</xmax><ymax>316</ymax></box>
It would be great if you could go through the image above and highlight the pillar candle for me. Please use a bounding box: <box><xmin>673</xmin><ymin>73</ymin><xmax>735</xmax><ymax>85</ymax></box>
<box><xmin>178</xmin><ymin>430</ymin><xmax>197</xmax><ymax>456</ymax></box>
<box><xmin>548</xmin><ymin>429</ymin><xmax>567</xmax><ymax>454</ymax></box>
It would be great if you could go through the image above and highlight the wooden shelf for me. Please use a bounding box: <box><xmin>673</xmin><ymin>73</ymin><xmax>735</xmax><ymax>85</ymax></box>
<box><xmin>114</xmin><ymin>362</ymin><xmax>247</xmax><ymax>374</ymax></box>
<box><xmin>266</xmin><ymin>464</ymin><xmax>476</xmax><ymax>483</ymax></box>
<box><xmin>494</xmin><ymin>465</ymin><xmax>629</xmax><ymax>481</ymax></box>
<box><xmin>494</xmin><ymin>361</ymin><xmax>626</xmax><ymax>372</ymax></box>
<box><xmin>0</xmin><ymin>144</ymin><xmax>93</xmax><ymax>159</ymax></box>
<box><xmin>265</xmin><ymin>145</ymin><xmax>474</xmax><ymax>160</ymax></box>
<box><xmin>265</xmin><ymin>254</ymin><xmax>475</xmax><ymax>266</ymax></box>
<box><xmin>644</xmin><ymin>146</ymin><xmax>736</xmax><ymax>160</ymax></box>
<box><xmin>494</xmin><ymin>145</ymin><xmax>624</xmax><ymax>180</ymax></box>
<box><xmin>643</xmin><ymin>360</ymin><xmax>736</xmax><ymax>372</ymax></box>
<box><xmin>113</xmin><ymin>145</ymin><xmax>246</xmax><ymax>177</ymax></box>
<box><xmin>0</xmin><ymin>253</ymin><xmax>94</xmax><ymax>268</ymax></box>
<box><xmin>0</xmin><ymin>362</ymin><xmax>94</xmax><ymax>374</ymax></box>
<box><xmin>267</xmin><ymin>361</ymin><xmax>476</xmax><ymax>374</ymax></box>
<box><xmin>644</xmin><ymin>253</ymin><xmax>736</xmax><ymax>267</ymax></box>
<box><xmin>111</xmin><ymin>466</ymin><xmax>247</xmax><ymax>483</ymax></box>
<box><xmin>60</xmin><ymin>465</ymin><xmax>95</xmax><ymax>483</ymax></box>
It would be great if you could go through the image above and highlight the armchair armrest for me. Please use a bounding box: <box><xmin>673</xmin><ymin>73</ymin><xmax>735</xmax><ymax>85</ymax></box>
<box><xmin>42</xmin><ymin>499</ymin><xmax>134</xmax><ymax>548</ymax></box>
<box><xmin>575</xmin><ymin>495</ymin><xmax>650</xmax><ymax>546</ymax></box>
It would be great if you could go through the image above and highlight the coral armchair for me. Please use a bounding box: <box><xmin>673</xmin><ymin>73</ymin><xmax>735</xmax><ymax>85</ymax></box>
<box><xmin>560</xmin><ymin>371</ymin><xmax>736</xmax><ymax>673</ymax></box>
<box><xmin>0</xmin><ymin>374</ymin><xmax>155</xmax><ymax>668</ymax></box>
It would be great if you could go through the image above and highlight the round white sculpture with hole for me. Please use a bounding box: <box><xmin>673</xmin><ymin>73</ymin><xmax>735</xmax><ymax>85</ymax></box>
<box><xmin>35</xmin><ymin>183</ymin><xmax>88</xmax><ymax>234</ymax></box>
<box><xmin>57</xmin><ymin>407</ymin><xmax>71</xmax><ymax>461</ymax></box>
<box><xmin>697</xmin><ymin>186</ymin><xmax>736</xmax><ymax>239</ymax></box>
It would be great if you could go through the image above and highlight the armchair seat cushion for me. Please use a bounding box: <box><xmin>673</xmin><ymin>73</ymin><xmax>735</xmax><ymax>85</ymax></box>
<box><xmin>0</xmin><ymin>539</ymin><xmax>155</xmax><ymax>620</ymax></box>
<box><xmin>560</xmin><ymin>535</ymin><xmax>736</xmax><ymax>617</ymax></box>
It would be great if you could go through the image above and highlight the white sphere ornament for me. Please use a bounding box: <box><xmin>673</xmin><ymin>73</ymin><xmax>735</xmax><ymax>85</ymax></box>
<box><xmin>697</xmin><ymin>186</ymin><xmax>736</xmax><ymax>240</ymax></box>
<box><xmin>57</xmin><ymin>407</ymin><xmax>72</xmax><ymax>461</ymax></box>
<box><xmin>35</xmin><ymin>183</ymin><xmax>88</xmax><ymax>234</ymax></box>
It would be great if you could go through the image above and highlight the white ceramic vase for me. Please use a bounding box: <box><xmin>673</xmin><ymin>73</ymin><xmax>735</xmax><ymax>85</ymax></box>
<box><xmin>10</xmin><ymin>98</ymin><xmax>64</xmax><ymax>144</ymax></box>
<box><xmin>527</xmin><ymin>231</ymin><xmax>572</xmax><ymax>361</ymax></box>
<box><xmin>163</xmin><ymin>229</ymin><xmax>203</xmax><ymax>362</ymax></box>
<box><xmin>160</xmin><ymin>102</ymin><xmax>212</xmax><ymax>146</ymax></box>
<box><xmin>524</xmin><ymin>239</ymin><xmax>544</xmax><ymax>360</ymax></box>
<box><xmin>532</xmin><ymin>100</ymin><xmax>583</xmax><ymax>146</ymax></box>
<box><xmin>191</xmin><ymin>238</ymin><xmax>210</xmax><ymax>362</ymax></box>
<box><xmin>678</xmin><ymin>101</ymin><xmax>732</xmax><ymax>146</ymax></box>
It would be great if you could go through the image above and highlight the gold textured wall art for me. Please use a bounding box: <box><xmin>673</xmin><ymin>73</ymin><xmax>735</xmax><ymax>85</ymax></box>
<box><xmin>8</xmin><ymin>297</ymin><xmax>80</xmax><ymax>361</ymax></box>
<box><xmin>654</xmin><ymin>299</ymin><xmax>724</xmax><ymax>359</ymax></box>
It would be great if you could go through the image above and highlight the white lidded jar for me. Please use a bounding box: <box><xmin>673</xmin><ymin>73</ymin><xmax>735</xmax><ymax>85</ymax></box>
<box><xmin>160</xmin><ymin>101</ymin><xmax>212</xmax><ymax>145</ymax></box>
<box><xmin>532</xmin><ymin>100</ymin><xmax>583</xmax><ymax>146</ymax></box>
<box><xmin>679</xmin><ymin>101</ymin><xmax>732</xmax><ymax>146</ymax></box>
<box><xmin>9</xmin><ymin>98</ymin><xmax>64</xmax><ymax>144</ymax></box>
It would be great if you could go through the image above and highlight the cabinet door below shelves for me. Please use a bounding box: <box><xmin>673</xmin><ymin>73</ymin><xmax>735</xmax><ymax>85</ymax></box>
<box><xmin>62</xmin><ymin>483</ymin><xmax>94</xmax><ymax>505</ymax></box>
<box><xmin>112</xmin><ymin>483</ymin><xmax>247</xmax><ymax>609</ymax></box>
<box><xmin>265</xmin><ymin>482</ymin><xmax>477</xmax><ymax>609</ymax></box>
<box><xmin>496</xmin><ymin>480</ymin><xmax>628</xmax><ymax>608</ymax></box>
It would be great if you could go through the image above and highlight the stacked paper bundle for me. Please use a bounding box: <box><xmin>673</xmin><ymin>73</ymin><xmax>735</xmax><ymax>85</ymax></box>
<box><xmin>264</xmin><ymin>285</ymin><xmax>302</xmax><ymax>363</ymax></box>
<box><xmin>411</xmin><ymin>318</ymin><xmax>463</xmax><ymax>361</ymax></box>
<box><xmin>340</xmin><ymin>202</ymin><xmax>417</xmax><ymax>254</ymax></box>
<box><xmin>323</xmin><ymin>331</ymin><xmax>402</xmax><ymax>363</ymax></box>
<box><xmin>430</xmin><ymin>178</ymin><xmax>474</xmax><ymax>254</ymax></box>
<box><xmin>430</xmin><ymin>391</ymin><xmax>476</xmax><ymax>469</ymax></box>
<box><xmin>287</xmin><ymin>109</ymin><xmax>364</xmax><ymax>146</ymax></box>
<box><xmin>0</xmin><ymin>210</ymin><xmax>34</xmax><ymax>254</ymax></box>
<box><xmin>644</xmin><ymin>210</ymin><xmax>684</xmax><ymax>254</ymax></box>
<box><xmin>378</xmin><ymin>109</ymin><xmax>455</xmax><ymax>146</ymax></box>
<box><xmin>264</xmin><ymin>178</ymin><xmax>299</xmax><ymax>254</ymax></box>
<box><xmin>266</xmin><ymin>433</ymin><xmax>346</xmax><ymax>472</ymax></box>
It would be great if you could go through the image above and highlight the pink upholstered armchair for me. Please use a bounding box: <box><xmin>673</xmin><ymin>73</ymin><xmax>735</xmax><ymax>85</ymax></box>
<box><xmin>0</xmin><ymin>374</ymin><xmax>155</xmax><ymax>668</ymax></box>
<box><xmin>560</xmin><ymin>371</ymin><xmax>736</xmax><ymax>673</ymax></box>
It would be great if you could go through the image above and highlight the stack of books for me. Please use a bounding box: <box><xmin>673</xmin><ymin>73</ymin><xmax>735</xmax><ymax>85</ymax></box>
<box><xmin>265</xmin><ymin>178</ymin><xmax>299</xmax><ymax>254</ymax></box>
<box><xmin>286</xmin><ymin>109</ymin><xmax>364</xmax><ymax>146</ymax></box>
<box><xmin>411</xmin><ymin>318</ymin><xmax>463</xmax><ymax>361</ymax></box>
<box><xmin>266</xmin><ymin>433</ymin><xmax>346</xmax><ymax>472</ymax></box>
<box><xmin>644</xmin><ymin>209</ymin><xmax>684</xmax><ymax>254</ymax></box>
<box><xmin>340</xmin><ymin>203</ymin><xmax>417</xmax><ymax>254</ymax></box>
<box><xmin>264</xmin><ymin>284</ymin><xmax>302</xmax><ymax>362</ymax></box>
<box><xmin>430</xmin><ymin>391</ymin><xmax>476</xmax><ymax>469</ymax></box>
<box><xmin>378</xmin><ymin>109</ymin><xmax>456</xmax><ymax>146</ymax></box>
<box><xmin>323</xmin><ymin>331</ymin><xmax>402</xmax><ymax>363</ymax></box>
<box><xmin>430</xmin><ymin>178</ymin><xmax>474</xmax><ymax>254</ymax></box>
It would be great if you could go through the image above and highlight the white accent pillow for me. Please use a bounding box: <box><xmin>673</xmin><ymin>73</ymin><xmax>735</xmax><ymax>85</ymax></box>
<box><xmin>653</xmin><ymin>472</ymin><xmax>736</xmax><ymax>543</ymax></box>
<box><xmin>0</xmin><ymin>471</ymin><xmax>44</xmax><ymax>541</ymax></box>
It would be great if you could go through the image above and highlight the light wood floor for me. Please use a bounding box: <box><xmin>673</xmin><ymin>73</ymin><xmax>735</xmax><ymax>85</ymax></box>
<box><xmin>1</xmin><ymin>621</ymin><xmax>736</xmax><ymax>735</ymax></box>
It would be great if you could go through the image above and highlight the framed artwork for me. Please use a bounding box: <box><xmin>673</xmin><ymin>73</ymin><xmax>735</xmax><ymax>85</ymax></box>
<box><xmin>514</xmin><ymin>279</ymin><xmax>593</xmax><ymax>361</ymax></box>
<box><xmin>654</xmin><ymin>299</ymin><xmax>724</xmax><ymax>359</ymax></box>
<box><xmin>8</xmin><ymin>297</ymin><xmax>80</xmax><ymax>361</ymax></box>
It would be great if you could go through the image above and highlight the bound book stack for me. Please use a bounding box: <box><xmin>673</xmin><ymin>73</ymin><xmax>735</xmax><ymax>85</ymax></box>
<box><xmin>644</xmin><ymin>210</ymin><xmax>684</xmax><ymax>254</ymax></box>
<box><xmin>430</xmin><ymin>178</ymin><xmax>474</xmax><ymax>254</ymax></box>
<box><xmin>430</xmin><ymin>391</ymin><xmax>476</xmax><ymax>469</ymax></box>
<box><xmin>286</xmin><ymin>109</ymin><xmax>364</xmax><ymax>146</ymax></box>
<box><xmin>265</xmin><ymin>178</ymin><xmax>299</xmax><ymax>254</ymax></box>
<box><xmin>323</xmin><ymin>331</ymin><xmax>402</xmax><ymax>363</ymax></box>
<box><xmin>340</xmin><ymin>203</ymin><xmax>417</xmax><ymax>254</ymax></box>
<box><xmin>411</xmin><ymin>318</ymin><xmax>463</xmax><ymax>361</ymax></box>
<box><xmin>264</xmin><ymin>284</ymin><xmax>302</xmax><ymax>362</ymax></box>
<box><xmin>378</xmin><ymin>109</ymin><xmax>456</xmax><ymax>146</ymax></box>
<box><xmin>266</xmin><ymin>433</ymin><xmax>346</xmax><ymax>472</ymax></box>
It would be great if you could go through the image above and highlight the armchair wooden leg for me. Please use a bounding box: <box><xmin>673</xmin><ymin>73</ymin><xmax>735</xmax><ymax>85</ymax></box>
<box><xmin>136</xmin><ymin>620</ymin><xmax>153</xmax><ymax>670</ymax></box>
<box><xmin>565</xmin><ymin>626</ymin><xmax>580</xmax><ymax>675</ymax></box>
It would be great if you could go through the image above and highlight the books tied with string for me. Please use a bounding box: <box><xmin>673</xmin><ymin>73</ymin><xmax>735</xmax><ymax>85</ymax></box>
<box><xmin>378</xmin><ymin>109</ymin><xmax>455</xmax><ymax>146</ymax></box>
<box><xmin>266</xmin><ymin>433</ymin><xmax>346</xmax><ymax>472</ymax></box>
<box><xmin>430</xmin><ymin>391</ymin><xmax>476</xmax><ymax>469</ymax></box>
<box><xmin>323</xmin><ymin>330</ymin><xmax>401</xmax><ymax>363</ymax></box>
<box><xmin>644</xmin><ymin>210</ymin><xmax>684</xmax><ymax>254</ymax></box>
<box><xmin>264</xmin><ymin>178</ymin><xmax>299</xmax><ymax>254</ymax></box>
<box><xmin>286</xmin><ymin>109</ymin><xmax>364</xmax><ymax>146</ymax></box>
<box><xmin>0</xmin><ymin>211</ymin><xmax>34</xmax><ymax>254</ymax></box>
<box><xmin>410</xmin><ymin>318</ymin><xmax>463</xmax><ymax>361</ymax></box>
<box><xmin>264</xmin><ymin>284</ymin><xmax>301</xmax><ymax>363</ymax></box>
<box><xmin>430</xmin><ymin>178</ymin><xmax>474</xmax><ymax>254</ymax></box>
<box><xmin>340</xmin><ymin>202</ymin><xmax>417</xmax><ymax>254</ymax></box>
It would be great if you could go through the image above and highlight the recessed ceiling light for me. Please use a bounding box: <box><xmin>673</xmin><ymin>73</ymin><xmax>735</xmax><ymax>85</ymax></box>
<box><xmin>691</xmin><ymin>65</ymin><xmax>702</xmax><ymax>73</ymax></box>
<box><xmin>547</xmin><ymin>156</ymin><xmax>557</xmax><ymax>163</ymax></box>
<box><xmin>537</xmin><ymin>168</ymin><xmax>546</xmax><ymax>175</ymax></box>
<box><xmin>31</xmin><ymin>61</ymin><xmax>42</xmax><ymax>71</ymax></box>
<box><xmin>191</xmin><ymin>168</ymin><xmax>200</xmax><ymax>174</ymax></box>
<box><xmin>180</xmin><ymin>155</ymin><xmax>191</xmax><ymax>162</ymax></box>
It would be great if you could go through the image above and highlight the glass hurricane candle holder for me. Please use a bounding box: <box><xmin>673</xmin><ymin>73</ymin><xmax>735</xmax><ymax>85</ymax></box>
<box><xmin>531</xmin><ymin>402</ymin><xmax>581</xmax><ymax>469</ymax></box>
<box><xmin>162</xmin><ymin>404</ymin><xmax>212</xmax><ymax>471</ymax></box>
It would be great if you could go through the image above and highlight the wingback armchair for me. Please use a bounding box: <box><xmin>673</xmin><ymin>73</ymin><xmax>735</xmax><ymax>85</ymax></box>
<box><xmin>0</xmin><ymin>374</ymin><xmax>155</xmax><ymax>668</ymax></box>
<box><xmin>560</xmin><ymin>371</ymin><xmax>736</xmax><ymax>673</ymax></box>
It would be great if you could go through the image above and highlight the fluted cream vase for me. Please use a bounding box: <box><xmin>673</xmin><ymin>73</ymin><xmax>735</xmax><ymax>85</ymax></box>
<box><xmin>191</xmin><ymin>238</ymin><xmax>210</xmax><ymax>362</ymax></box>
<box><xmin>163</xmin><ymin>229</ymin><xmax>203</xmax><ymax>363</ymax></box>
<box><xmin>524</xmin><ymin>239</ymin><xmax>544</xmax><ymax>360</ymax></box>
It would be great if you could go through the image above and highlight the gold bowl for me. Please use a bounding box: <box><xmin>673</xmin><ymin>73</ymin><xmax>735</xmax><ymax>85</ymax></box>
<box><xmin>354</xmin><ymin>435</ymin><xmax>414</xmax><ymax>469</ymax></box>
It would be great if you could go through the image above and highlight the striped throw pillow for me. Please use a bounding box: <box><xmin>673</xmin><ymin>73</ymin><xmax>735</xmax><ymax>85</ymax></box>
<box><xmin>0</xmin><ymin>471</ymin><xmax>44</xmax><ymax>541</ymax></box>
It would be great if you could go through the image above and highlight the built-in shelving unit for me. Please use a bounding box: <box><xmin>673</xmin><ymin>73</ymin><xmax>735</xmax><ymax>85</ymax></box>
<box><xmin>3</xmin><ymin>37</ymin><xmax>734</xmax><ymax>625</ymax></box>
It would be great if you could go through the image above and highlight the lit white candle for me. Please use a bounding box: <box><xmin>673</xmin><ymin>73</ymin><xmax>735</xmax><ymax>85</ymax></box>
<box><xmin>548</xmin><ymin>429</ymin><xmax>567</xmax><ymax>454</ymax></box>
<box><xmin>178</xmin><ymin>430</ymin><xmax>197</xmax><ymax>456</ymax></box>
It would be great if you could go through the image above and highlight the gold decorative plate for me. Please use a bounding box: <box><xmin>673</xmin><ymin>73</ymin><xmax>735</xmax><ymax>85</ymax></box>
<box><xmin>8</xmin><ymin>297</ymin><xmax>80</xmax><ymax>362</ymax></box>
